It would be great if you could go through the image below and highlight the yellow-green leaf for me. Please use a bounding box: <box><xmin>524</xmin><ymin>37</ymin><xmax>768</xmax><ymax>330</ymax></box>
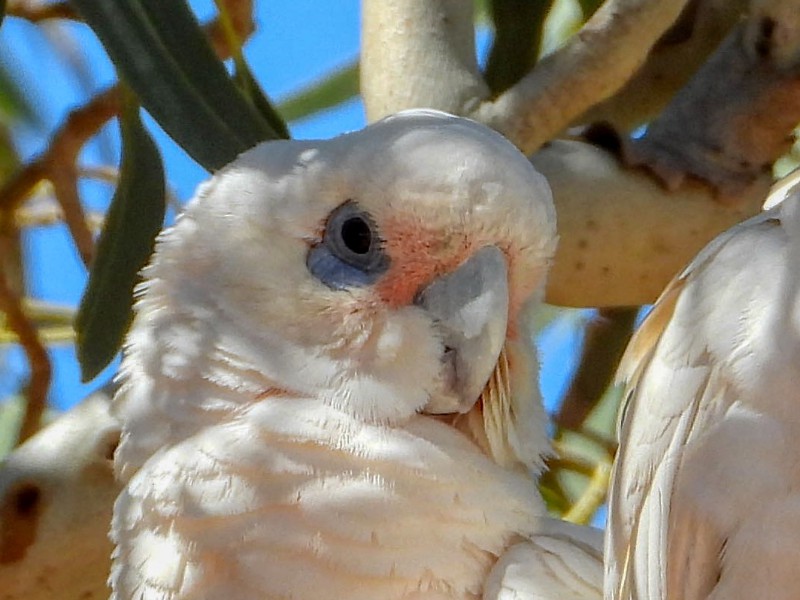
<box><xmin>278</xmin><ymin>61</ymin><xmax>359</xmax><ymax>123</ymax></box>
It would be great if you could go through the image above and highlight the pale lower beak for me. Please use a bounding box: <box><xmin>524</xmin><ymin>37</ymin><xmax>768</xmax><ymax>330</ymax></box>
<box><xmin>414</xmin><ymin>245</ymin><xmax>509</xmax><ymax>414</ymax></box>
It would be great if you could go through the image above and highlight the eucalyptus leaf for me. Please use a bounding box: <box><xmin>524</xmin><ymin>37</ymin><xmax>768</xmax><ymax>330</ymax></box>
<box><xmin>234</xmin><ymin>60</ymin><xmax>290</xmax><ymax>139</ymax></box>
<box><xmin>138</xmin><ymin>0</ymin><xmax>283</xmax><ymax>142</ymax></box>
<box><xmin>484</xmin><ymin>0</ymin><xmax>554</xmax><ymax>94</ymax></box>
<box><xmin>577</xmin><ymin>0</ymin><xmax>603</xmax><ymax>19</ymax></box>
<box><xmin>0</xmin><ymin>60</ymin><xmax>40</xmax><ymax>126</ymax></box>
<box><xmin>473</xmin><ymin>0</ymin><xmax>490</xmax><ymax>23</ymax></box>
<box><xmin>76</xmin><ymin>98</ymin><xmax>166</xmax><ymax>382</ymax></box>
<box><xmin>278</xmin><ymin>61</ymin><xmax>359</xmax><ymax>123</ymax></box>
<box><xmin>71</xmin><ymin>0</ymin><xmax>281</xmax><ymax>170</ymax></box>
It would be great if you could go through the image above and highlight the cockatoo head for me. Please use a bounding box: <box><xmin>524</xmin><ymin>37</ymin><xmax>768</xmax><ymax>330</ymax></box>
<box><xmin>116</xmin><ymin>110</ymin><xmax>556</xmax><ymax>477</ymax></box>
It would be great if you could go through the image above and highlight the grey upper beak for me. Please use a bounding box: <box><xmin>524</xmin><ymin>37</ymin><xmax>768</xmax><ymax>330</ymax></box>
<box><xmin>414</xmin><ymin>245</ymin><xmax>509</xmax><ymax>414</ymax></box>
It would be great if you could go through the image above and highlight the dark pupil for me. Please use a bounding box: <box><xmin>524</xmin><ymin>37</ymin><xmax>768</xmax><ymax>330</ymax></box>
<box><xmin>341</xmin><ymin>217</ymin><xmax>372</xmax><ymax>254</ymax></box>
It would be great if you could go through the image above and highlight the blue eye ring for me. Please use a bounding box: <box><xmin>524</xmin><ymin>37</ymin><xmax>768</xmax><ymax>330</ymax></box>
<box><xmin>307</xmin><ymin>201</ymin><xmax>390</xmax><ymax>290</ymax></box>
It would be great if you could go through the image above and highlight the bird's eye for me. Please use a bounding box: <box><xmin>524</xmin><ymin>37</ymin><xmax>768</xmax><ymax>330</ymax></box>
<box><xmin>307</xmin><ymin>201</ymin><xmax>390</xmax><ymax>290</ymax></box>
<box><xmin>340</xmin><ymin>217</ymin><xmax>372</xmax><ymax>254</ymax></box>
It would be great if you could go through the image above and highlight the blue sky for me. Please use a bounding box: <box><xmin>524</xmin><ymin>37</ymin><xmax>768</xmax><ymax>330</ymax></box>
<box><xmin>0</xmin><ymin>1</ymin><xmax>584</xmax><ymax>414</ymax></box>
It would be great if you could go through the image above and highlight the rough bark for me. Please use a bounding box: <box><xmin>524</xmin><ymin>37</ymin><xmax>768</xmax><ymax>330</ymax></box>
<box><xmin>626</xmin><ymin>17</ymin><xmax>800</xmax><ymax>199</ymax></box>
<box><xmin>580</xmin><ymin>0</ymin><xmax>749</xmax><ymax>131</ymax></box>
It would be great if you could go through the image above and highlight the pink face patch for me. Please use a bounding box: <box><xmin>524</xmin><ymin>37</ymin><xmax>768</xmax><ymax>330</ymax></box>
<box><xmin>374</xmin><ymin>217</ymin><xmax>474</xmax><ymax>308</ymax></box>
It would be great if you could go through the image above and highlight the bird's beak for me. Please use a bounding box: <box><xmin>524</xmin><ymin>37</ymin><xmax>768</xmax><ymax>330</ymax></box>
<box><xmin>415</xmin><ymin>245</ymin><xmax>509</xmax><ymax>414</ymax></box>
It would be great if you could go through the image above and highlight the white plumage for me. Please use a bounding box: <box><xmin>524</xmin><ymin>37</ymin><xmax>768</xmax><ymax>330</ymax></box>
<box><xmin>110</xmin><ymin>110</ymin><xmax>602</xmax><ymax>600</ymax></box>
<box><xmin>606</xmin><ymin>173</ymin><xmax>800</xmax><ymax>600</ymax></box>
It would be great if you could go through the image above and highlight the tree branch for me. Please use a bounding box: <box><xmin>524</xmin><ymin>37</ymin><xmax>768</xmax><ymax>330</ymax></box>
<box><xmin>580</xmin><ymin>0</ymin><xmax>748</xmax><ymax>131</ymax></box>
<box><xmin>536</xmin><ymin>140</ymin><xmax>769</xmax><ymax>307</ymax></box>
<box><xmin>0</xmin><ymin>0</ymin><xmax>255</xmax><ymax>216</ymax></box>
<box><xmin>360</xmin><ymin>0</ymin><xmax>766</xmax><ymax>308</ymax></box>
<box><xmin>361</xmin><ymin>0</ymin><xmax>489</xmax><ymax>121</ymax></box>
<box><xmin>626</xmin><ymin>14</ymin><xmax>800</xmax><ymax>198</ymax></box>
<box><xmin>472</xmin><ymin>0</ymin><xmax>690</xmax><ymax>153</ymax></box>
<box><xmin>362</xmin><ymin>0</ymin><xmax>690</xmax><ymax>146</ymax></box>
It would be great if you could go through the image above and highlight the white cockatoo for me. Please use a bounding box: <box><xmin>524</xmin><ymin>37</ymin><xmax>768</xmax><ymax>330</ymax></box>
<box><xmin>110</xmin><ymin>110</ymin><xmax>602</xmax><ymax>600</ymax></box>
<box><xmin>605</xmin><ymin>173</ymin><xmax>800</xmax><ymax>600</ymax></box>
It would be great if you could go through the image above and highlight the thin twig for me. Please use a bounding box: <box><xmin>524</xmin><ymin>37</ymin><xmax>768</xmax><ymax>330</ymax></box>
<box><xmin>0</xmin><ymin>206</ymin><xmax>24</xmax><ymax>297</ymax></box>
<box><xmin>0</xmin><ymin>297</ymin><xmax>75</xmax><ymax>344</ymax></box>
<box><xmin>0</xmin><ymin>267</ymin><xmax>51</xmax><ymax>444</ymax></box>
<box><xmin>0</xmin><ymin>0</ymin><xmax>255</xmax><ymax>216</ymax></box>
<box><xmin>0</xmin><ymin>326</ymin><xmax>75</xmax><ymax>345</ymax></box>
<box><xmin>563</xmin><ymin>455</ymin><xmax>612</xmax><ymax>525</ymax></box>
<box><xmin>543</xmin><ymin>435</ymin><xmax>615</xmax><ymax>519</ymax></box>
<box><xmin>21</xmin><ymin>298</ymin><xmax>75</xmax><ymax>322</ymax></box>
<box><xmin>572</xmin><ymin>425</ymin><xmax>618</xmax><ymax>455</ymax></box>
<box><xmin>0</xmin><ymin>88</ymin><xmax>121</xmax><ymax>268</ymax></box>
<box><xmin>6</xmin><ymin>0</ymin><xmax>79</xmax><ymax>22</ymax></box>
<box><xmin>547</xmin><ymin>456</ymin><xmax>601</xmax><ymax>479</ymax></box>
<box><xmin>79</xmin><ymin>165</ymin><xmax>118</xmax><ymax>184</ymax></box>
<box><xmin>0</xmin><ymin>87</ymin><xmax>121</xmax><ymax>214</ymax></box>
<box><xmin>0</xmin><ymin>297</ymin><xmax>77</xmax><ymax>342</ymax></box>
<box><xmin>51</xmin><ymin>165</ymin><xmax>95</xmax><ymax>266</ymax></box>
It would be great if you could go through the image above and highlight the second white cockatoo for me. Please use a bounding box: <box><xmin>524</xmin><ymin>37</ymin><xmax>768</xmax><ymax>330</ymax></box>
<box><xmin>109</xmin><ymin>110</ymin><xmax>602</xmax><ymax>600</ymax></box>
<box><xmin>606</xmin><ymin>174</ymin><xmax>800</xmax><ymax>600</ymax></box>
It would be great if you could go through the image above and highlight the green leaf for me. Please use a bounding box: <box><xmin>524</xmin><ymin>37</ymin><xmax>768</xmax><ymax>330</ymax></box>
<box><xmin>484</xmin><ymin>0</ymin><xmax>554</xmax><ymax>94</ymax></box>
<box><xmin>473</xmin><ymin>0</ymin><xmax>490</xmax><ymax>24</ymax></box>
<box><xmin>75</xmin><ymin>95</ymin><xmax>166</xmax><ymax>382</ymax></box>
<box><xmin>278</xmin><ymin>61</ymin><xmax>359</xmax><ymax>123</ymax></box>
<box><xmin>71</xmin><ymin>0</ymin><xmax>281</xmax><ymax>170</ymax></box>
<box><xmin>0</xmin><ymin>59</ymin><xmax>41</xmax><ymax>127</ymax></box>
<box><xmin>137</xmin><ymin>0</ymin><xmax>283</xmax><ymax>142</ymax></box>
<box><xmin>576</xmin><ymin>0</ymin><xmax>603</xmax><ymax>19</ymax></box>
<box><xmin>0</xmin><ymin>125</ymin><xmax>19</xmax><ymax>183</ymax></box>
<box><xmin>234</xmin><ymin>59</ymin><xmax>290</xmax><ymax>139</ymax></box>
<box><xmin>0</xmin><ymin>0</ymin><xmax>5</xmax><ymax>29</ymax></box>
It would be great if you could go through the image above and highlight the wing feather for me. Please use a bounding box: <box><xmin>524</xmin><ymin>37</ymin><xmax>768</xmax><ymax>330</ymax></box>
<box><xmin>606</xmin><ymin>206</ymin><xmax>789</xmax><ymax>600</ymax></box>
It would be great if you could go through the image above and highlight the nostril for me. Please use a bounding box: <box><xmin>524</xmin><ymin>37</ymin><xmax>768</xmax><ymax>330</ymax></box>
<box><xmin>13</xmin><ymin>484</ymin><xmax>41</xmax><ymax>517</ymax></box>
